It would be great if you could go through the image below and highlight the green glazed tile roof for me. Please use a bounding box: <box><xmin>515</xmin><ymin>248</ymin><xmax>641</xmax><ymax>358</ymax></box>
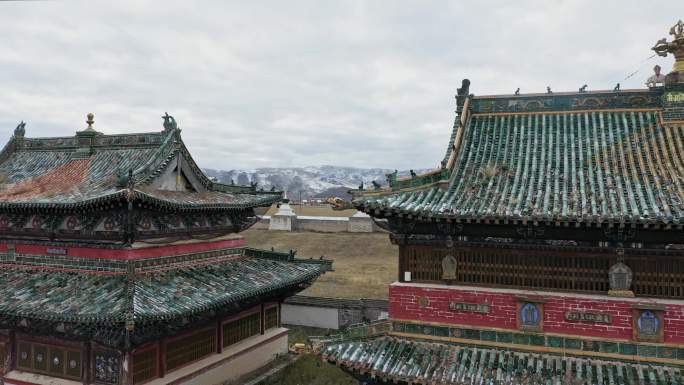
<box><xmin>321</xmin><ymin>336</ymin><xmax>683</xmax><ymax>385</ymax></box>
<box><xmin>0</xmin><ymin>128</ymin><xmax>281</xmax><ymax>209</ymax></box>
<box><xmin>357</xmin><ymin>110</ymin><xmax>684</xmax><ymax>225</ymax></box>
<box><xmin>0</xmin><ymin>254</ymin><xmax>323</xmax><ymax>323</ymax></box>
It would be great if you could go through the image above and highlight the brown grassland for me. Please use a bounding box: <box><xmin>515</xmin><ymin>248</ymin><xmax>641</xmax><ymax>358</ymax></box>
<box><xmin>242</xmin><ymin>228</ymin><xmax>397</xmax><ymax>299</ymax></box>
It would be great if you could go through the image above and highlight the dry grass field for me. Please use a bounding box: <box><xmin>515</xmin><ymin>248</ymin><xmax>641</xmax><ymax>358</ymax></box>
<box><xmin>242</xmin><ymin>229</ymin><xmax>397</xmax><ymax>299</ymax></box>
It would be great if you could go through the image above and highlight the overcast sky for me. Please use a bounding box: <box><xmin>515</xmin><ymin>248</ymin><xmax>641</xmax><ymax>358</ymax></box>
<box><xmin>0</xmin><ymin>1</ymin><xmax>681</xmax><ymax>170</ymax></box>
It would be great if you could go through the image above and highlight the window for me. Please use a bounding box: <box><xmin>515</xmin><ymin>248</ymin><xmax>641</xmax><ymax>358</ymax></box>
<box><xmin>223</xmin><ymin>312</ymin><xmax>261</xmax><ymax>348</ymax></box>
<box><xmin>132</xmin><ymin>347</ymin><xmax>158</xmax><ymax>385</ymax></box>
<box><xmin>165</xmin><ymin>329</ymin><xmax>216</xmax><ymax>372</ymax></box>
<box><xmin>93</xmin><ymin>351</ymin><xmax>120</xmax><ymax>384</ymax></box>
<box><xmin>15</xmin><ymin>340</ymin><xmax>82</xmax><ymax>381</ymax></box>
<box><xmin>265</xmin><ymin>306</ymin><xmax>279</xmax><ymax>330</ymax></box>
<box><xmin>403</xmin><ymin>245</ymin><xmax>684</xmax><ymax>298</ymax></box>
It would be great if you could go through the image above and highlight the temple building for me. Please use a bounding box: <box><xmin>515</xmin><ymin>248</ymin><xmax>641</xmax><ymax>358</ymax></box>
<box><xmin>319</xmin><ymin>22</ymin><xmax>684</xmax><ymax>384</ymax></box>
<box><xmin>0</xmin><ymin>113</ymin><xmax>331</xmax><ymax>385</ymax></box>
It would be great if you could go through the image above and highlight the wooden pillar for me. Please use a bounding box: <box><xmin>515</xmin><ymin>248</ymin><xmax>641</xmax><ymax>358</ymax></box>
<box><xmin>260</xmin><ymin>303</ymin><xmax>265</xmax><ymax>335</ymax></box>
<box><xmin>159</xmin><ymin>339</ymin><xmax>166</xmax><ymax>379</ymax></box>
<box><xmin>123</xmin><ymin>352</ymin><xmax>132</xmax><ymax>385</ymax></box>
<box><xmin>8</xmin><ymin>330</ymin><xmax>15</xmax><ymax>373</ymax></box>
<box><xmin>216</xmin><ymin>318</ymin><xmax>223</xmax><ymax>354</ymax></box>
<box><xmin>398</xmin><ymin>244</ymin><xmax>407</xmax><ymax>283</ymax></box>
<box><xmin>277</xmin><ymin>303</ymin><xmax>282</xmax><ymax>328</ymax></box>
<box><xmin>82</xmin><ymin>341</ymin><xmax>90</xmax><ymax>385</ymax></box>
<box><xmin>0</xmin><ymin>334</ymin><xmax>7</xmax><ymax>378</ymax></box>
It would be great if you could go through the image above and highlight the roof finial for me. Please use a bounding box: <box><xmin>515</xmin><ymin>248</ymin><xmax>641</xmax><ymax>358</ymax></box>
<box><xmin>86</xmin><ymin>113</ymin><xmax>95</xmax><ymax>130</ymax></box>
<box><xmin>514</xmin><ymin>88</ymin><xmax>520</xmax><ymax>96</ymax></box>
<box><xmin>14</xmin><ymin>121</ymin><xmax>26</xmax><ymax>138</ymax></box>
<box><xmin>546</xmin><ymin>86</ymin><xmax>552</xmax><ymax>94</ymax></box>
<box><xmin>162</xmin><ymin>112</ymin><xmax>178</xmax><ymax>132</ymax></box>
<box><xmin>614</xmin><ymin>83</ymin><xmax>621</xmax><ymax>91</ymax></box>
<box><xmin>579</xmin><ymin>84</ymin><xmax>588</xmax><ymax>93</ymax></box>
<box><xmin>670</xmin><ymin>19</ymin><xmax>684</xmax><ymax>39</ymax></box>
<box><xmin>652</xmin><ymin>20</ymin><xmax>684</xmax><ymax>83</ymax></box>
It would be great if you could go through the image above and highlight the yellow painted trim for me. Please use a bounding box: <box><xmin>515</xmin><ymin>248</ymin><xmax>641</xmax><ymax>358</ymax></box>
<box><xmin>389</xmin><ymin>331</ymin><xmax>684</xmax><ymax>366</ymax></box>
<box><xmin>390</xmin><ymin>317</ymin><xmax>684</xmax><ymax>349</ymax></box>
<box><xmin>473</xmin><ymin>107</ymin><xmax>662</xmax><ymax>117</ymax></box>
<box><xmin>673</xmin><ymin>61</ymin><xmax>684</xmax><ymax>72</ymax></box>
<box><xmin>446</xmin><ymin>97</ymin><xmax>470</xmax><ymax>171</ymax></box>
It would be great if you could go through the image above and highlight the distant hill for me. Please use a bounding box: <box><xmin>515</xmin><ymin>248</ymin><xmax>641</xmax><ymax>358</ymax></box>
<box><xmin>203</xmin><ymin>165</ymin><xmax>433</xmax><ymax>200</ymax></box>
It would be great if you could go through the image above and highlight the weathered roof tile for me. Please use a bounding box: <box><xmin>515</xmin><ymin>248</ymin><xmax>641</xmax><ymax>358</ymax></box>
<box><xmin>321</xmin><ymin>336</ymin><xmax>684</xmax><ymax>385</ymax></box>
<box><xmin>0</xmin><ymin>251</ymin><xmax>323</xmax><ymax>323</ymax></box>
<box><xmin>357</xmin><ymin>110</ymin><xmax>684</xmax><ymax>225</ymax></box>
<box><xmin>0</xmin><ymin>127</ymin><xmax>281</xmax><ymax>209</ymax></box>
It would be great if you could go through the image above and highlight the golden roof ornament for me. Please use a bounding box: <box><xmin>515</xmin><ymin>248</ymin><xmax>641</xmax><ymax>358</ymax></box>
<box><xmin>85</xmin><ymin>113</ymin><xmax>95</xmax><ymax>131</ymax></box>
<box><xmin>652</xmin><ymin>20</ymin><xmax>684</xmax><ymax>82</ymax></box>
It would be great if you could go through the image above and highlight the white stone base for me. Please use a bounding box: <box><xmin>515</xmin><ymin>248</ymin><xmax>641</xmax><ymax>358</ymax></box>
<box><xmin>268</xmin><ymin>214</ymin><xmax>296</xmax><ymax>231</ymax></box>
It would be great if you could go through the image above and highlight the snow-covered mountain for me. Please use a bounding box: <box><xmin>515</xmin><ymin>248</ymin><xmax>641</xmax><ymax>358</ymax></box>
<box><xmin>203</xmin><ymin>165</ymin><xmax>434</xmax><ymax>200</ymax></box>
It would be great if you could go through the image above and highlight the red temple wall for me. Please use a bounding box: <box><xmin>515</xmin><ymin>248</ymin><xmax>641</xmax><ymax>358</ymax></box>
<box><xmin>389</xmin><ymin>283</ymin><xmax>684</xmax><ymax>344</ymax></box>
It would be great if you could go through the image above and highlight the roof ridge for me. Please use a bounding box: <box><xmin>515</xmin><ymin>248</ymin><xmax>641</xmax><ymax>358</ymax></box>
<box><xmin>474</xmin><ymin>88</ymin><xmax>657</xmax><ymax>99</ymax></box>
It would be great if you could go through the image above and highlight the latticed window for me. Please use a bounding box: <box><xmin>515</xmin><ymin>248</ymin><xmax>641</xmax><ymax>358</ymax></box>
<box><xmin>165</xmin><ymin>329</ymin><xmax>216</xmax><ymax>372</ymax></box>
<box><xmin>403</xmin><ymin>245</ymin><xmax>684</xmax><ymax>298</ymax></box>
<box><xmin>265</xmin><ymin>306</ymin><xmax>279</xmax><ymax>330</ymax></box>
<box><xmin>132</xmin><ymin>347</ymin><xmax>158</xmax><ymax>385</ymax></box>
<box><xmin>15</xmin><ymin>340</ymin><xmax>82</xmax><ymax>381</ymax></box>
<box><xmin>93</xmin><ymin>350</ymin><xmax>121</xmax><ymax>384</ymax></box>
<box><xmin>223</xmin><ymin>312</ymin><xmax>261</xmax><ymax>348</ymax></box>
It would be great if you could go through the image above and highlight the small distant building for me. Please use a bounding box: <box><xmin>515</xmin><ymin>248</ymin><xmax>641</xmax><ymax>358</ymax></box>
<box><xmin>269</xmin><ymin>198</ymin><xmax>297</xmax><ymax>231</ymax></box>
<box><xmin>282</xmin><ymin>296</ymin><xmax>388</xmax><ymax>330</ymax></box>
<box><xmin>0</xmin><ymin>114</ymin><xmax>330</xmax><ymax>385</ymax></box>
<box><xmin>320</xmin><ymin>22</ymin><xmax>684</xmax><ymax>384</ymax></box>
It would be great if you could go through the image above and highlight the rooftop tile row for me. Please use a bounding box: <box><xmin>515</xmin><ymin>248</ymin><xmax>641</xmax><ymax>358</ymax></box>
<box><xmin>321</xmin><ymin>336</ymin><xmax>683</xmax><ymax>385</ymax></box>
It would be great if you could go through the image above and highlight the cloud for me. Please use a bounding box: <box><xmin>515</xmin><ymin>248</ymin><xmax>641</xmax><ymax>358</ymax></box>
<box><xmin>0</xmin><ymin>0</ymin><xmax>681</xmax><ymax>170</ymax></box>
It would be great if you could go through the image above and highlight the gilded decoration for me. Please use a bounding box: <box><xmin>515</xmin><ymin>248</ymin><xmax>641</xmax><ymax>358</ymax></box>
<box><xmin>652</xmin><ymin>20</ymin><xmax>684</xmax><ymax>79</ymax></box>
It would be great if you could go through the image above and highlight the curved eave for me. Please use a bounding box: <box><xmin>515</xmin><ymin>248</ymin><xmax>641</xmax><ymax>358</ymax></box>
<box><xmin>0</xmin><ymin>262</ymin><xmax>323</xmax><ymax>324</ymax></box>
<box><xmin>355</xmin><ymin>200</ymin><xmax>684</xmax><ymax>227</ymax></box>
<box><xmin>0</xmin><ymin>189</ymin><xmax>282</xmax><ymax>212</ymax></box>
<box><xmin>0</xmin><ymin>190</ymin><xmax>130</xmax><ymax>211</ymax></box>
<box><xmin>132</xmin><ymin>266</ymin><xmax>322</xmax><ymax>322</ymax></box>
<box><xmin>132</xmin><ymin>190</ymin><xmax>282</xmax><ymax>211</ymax></box>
